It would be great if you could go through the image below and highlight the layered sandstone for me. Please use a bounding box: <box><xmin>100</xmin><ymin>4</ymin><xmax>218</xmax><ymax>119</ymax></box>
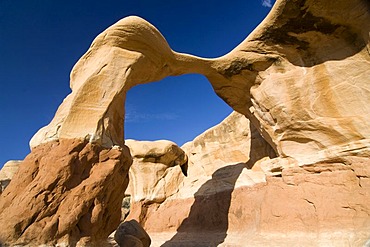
<box><xmin>124</xmin><ymin>116</ymin><xmax>370</xmax><ymax>246</ymax></box>
<box><xmin>0</xmin><ymin>140</ymin><xmax>131</xmax><ymax>246</ymax></box>
<box><xmin>125</xmin><ymin>139</ymin><xmax>187</xmax><ymax>204</ymax></box>
<box><xmin>1</xmin><ymin>0</ymin><xmax>369</xmax><ymax>245</ymax></box>
<box><xmin>30</xmin><ymin>0</ymin><xmax>370</xmax><ymax>166</ymax></box>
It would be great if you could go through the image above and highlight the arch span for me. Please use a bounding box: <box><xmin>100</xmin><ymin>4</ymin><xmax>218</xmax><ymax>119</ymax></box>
<box><xmin>31</xmin><ymin>0</ymin><xmax>370</xmax><ymax>165</ymax></box>
<box><xmin>2</xmin><ymin>0</ymin><xmax>370</xmax><ymax>245</ymax></box>
<box><xmin>30</xmin><ymin>16</ymin><xmax>218</xmax><ymax>149</ymax></box>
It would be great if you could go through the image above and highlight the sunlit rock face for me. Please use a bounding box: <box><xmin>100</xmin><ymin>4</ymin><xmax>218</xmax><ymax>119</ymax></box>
<box><xmin>0</xmin><ymin>140</ymin><xmax>132</xmax><ymax>246</ymax></box>
<box><xmin>125</xmin><ymin>112</ymin><xmax>272</xmax><ymax>237</ymax></box>
<box><xmin>30</xmin><ymin>0</ymin><xmax>370</xmax><ymax>166</ymax></box>
<box><xmin>125</xmin><ymin>139</ymin><xmax>187</xmax><ymax>204</ymax></box>
<box><xmin>125</xmin><ymin>113</ymin><xmax>370</xmax><ymax>246</ymax></box>
<box><xmin>29</xmin><ymin>16</ymin><xmax>213</xmax><ymax>150</ymax></box>
<box><xmin>209</xmin><ymin>0</ymin><xmax>370</xmax><ymax>164</ymax></box>
<box><xmin>0</xmin><ymin>160</ymin><xmax>21</xmax><ymax>194</ymax></box>
<box><xmin>1</xmin><ymin>0</ymin><xmax>369</xmax><ymax>245</ymax></box>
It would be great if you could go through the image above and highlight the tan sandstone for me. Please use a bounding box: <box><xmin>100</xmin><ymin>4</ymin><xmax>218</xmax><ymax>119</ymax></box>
<box><xmin>126</xmin><ymin>126</ymin><xmax>370</xmax><ymax>246</ymax></box>
<box><xmin>0</xmin><ymin>160</ymin><xmax>21</xmax><ymax>193</ymax></box>
<box><xmin>125</xmin><ymin>139</ymin><xmax>187</xmax><ymax>204</ymax></box>
<box><xmin>30</xmin><ymin>0</ymin><xmax>370</xmax><ymax>167</ymax></box>
<box><xmin>1</xmin><ymin>0</ymin><xmax>369</xmax><ymax>245</ymax></box>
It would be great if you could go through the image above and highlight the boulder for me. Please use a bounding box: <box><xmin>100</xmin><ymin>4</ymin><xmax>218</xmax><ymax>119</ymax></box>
<box><xmin>114</xmin><ymin>220</ymin><xmax>151</xmax><ymax>247</ymax></box>
<box><xmin>0</xmin><ymin>139</ymin><xmax>132</xmax><ymax>246</ymax></box>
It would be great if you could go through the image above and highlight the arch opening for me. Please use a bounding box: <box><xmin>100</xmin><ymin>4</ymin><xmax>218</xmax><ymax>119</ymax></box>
<box><xmin>124</xmin><ymin>74</ymin><xmax>233</xmax><ymax>146</ymax></box>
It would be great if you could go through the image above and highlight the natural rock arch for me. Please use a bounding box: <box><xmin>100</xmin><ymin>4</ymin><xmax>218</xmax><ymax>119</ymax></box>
<box><xmin>29</xmin><ymin>16</ymin><xmax>216</xmax><ymax>149</ymax></box>
<box><xmin>30</xmin><ymin>0</ymin><xmax>370</xmax><ymax>164</ymax></box>
<box><xmin>1</xmin><ymin>0</ymin><xmax>370</xmax><ymax>245</ymax></box>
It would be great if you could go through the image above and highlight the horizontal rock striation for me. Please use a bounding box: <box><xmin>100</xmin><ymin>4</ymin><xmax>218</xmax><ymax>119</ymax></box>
<box><xmin>126</xmin><ymin>118</ymin><xmax>370</xmax><ymax>246</ymax></box>
<box><xmin>1</xmin><ymin>0</ymin><xmax>370</xmax><ymax>245</ymax></box>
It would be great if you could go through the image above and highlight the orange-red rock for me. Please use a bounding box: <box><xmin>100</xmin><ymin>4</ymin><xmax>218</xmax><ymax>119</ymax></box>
<box><xmin>2</xmin><ymin>0</ymin><xmax>370</xmax><ymax>245</ymax></box>
<box><xmin>142</xmin><ymin>158</ymin><xmax>370</xmax><ymax>246</ymax></box>
<box><xmin>0</xmin><ymin>139</ymin><xmax>132</xmax><ymax>246</ymax></box>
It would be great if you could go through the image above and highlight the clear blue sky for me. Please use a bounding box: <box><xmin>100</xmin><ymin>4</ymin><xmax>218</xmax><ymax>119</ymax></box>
<box><xmin>0</xmin><ymin>0</ymin><xmax>273</xmax><ymax>167</ymax></box>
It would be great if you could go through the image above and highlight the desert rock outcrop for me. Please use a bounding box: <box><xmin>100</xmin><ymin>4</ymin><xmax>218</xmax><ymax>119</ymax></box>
<box><xmin>30</xmin><ymin>0</ymin><xmax>370</xmax><ymax>166</ymax></box>
<box><xmin>125</xmin><ymin>140</ymin><xmax>186</xmax><ymax>204</ymax></box>
<box><xmin>1</xmin><ymin>0</ymin><xmax>369</xmax><ymax>245</ymax></box>
<box><xmin>125</xmin><ymin>115</ymin><xmax>370</xmax><ymax>246</ymax></box>
<box><xmin>125</xmin><ymin>112</ymin><xmax>273</xmax><ymax>234</ymax></box>
<box><xmin>0</xmin><ymin>140</ymin><xmax>132</xmax><ymax>246</ymax></box>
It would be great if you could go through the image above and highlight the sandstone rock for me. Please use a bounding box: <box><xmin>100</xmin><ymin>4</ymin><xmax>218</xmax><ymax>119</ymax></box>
<box><xmin>143</xmin><ymin>157</ymin><xmax>370</xmax><ymax>247</ymax></box>
<box><xmin>0</xmin><ymin>160</ymin><xmax>21</xmax><ymax>193</ymax></box>
<box><xmin>123</xmin><ymin>115</ymin><xmax>370</xmax><ymax>246</ymax></box>
<box><xmin>182</xmin><ymin>111</ymin><xmax>275</xmax><ymax>177</ymax></box>
<box><xmin>114</xmin><ymin>220</ymin><xmax>151</xmax><ymax>247</ymax></box>
<box><xmin>2</xmin><ymin>0</ymin><xmax>369</xmax><ymax>245</ymax></box>
<box><xmin>213</xmin><ymin>0</ymin><xmax>370</xmax><ymax>164</ymax></box>
<box><xmin>31</xmin><ymin>0</ymin><xmax>370</xmax><ymax>166</ymax></box>
<box><xmin>29</xmin><ymin>16</ymin><xmax>212</xmax><ymax>150</ymax></box>
<box><xmin>125</xmin><ymin>111</ymin><xmax>273</xmax><ymax>233</ymax></box>
<box><xmin>0</xmin><ymin>139</ymin><xmax>132</xmax><ymax>246</ymax></box>
<box><xmin>125</xmin><ymin>139</ymin><xmax>187</xmax><ymax>204</ymax></box>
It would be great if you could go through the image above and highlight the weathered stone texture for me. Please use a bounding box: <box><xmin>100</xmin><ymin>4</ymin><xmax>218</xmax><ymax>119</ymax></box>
<box><xmin>125</xmin><ymin>139</ymin><xmax>187</xmax><ymax>204</ymax></box>
<box><xmin>0</xmin><ymin>139</ymin><xmax>132</xmax><ymax>246</ymax></box>
<box><xmin>1</xmin><ymin>0</ymin><xmax>370</xmax><ymax>245</ymax></box>
<box><xmin>30</xmin><ymin>0</ymin><xmax>370</xmax><ymax>166</ymax></box>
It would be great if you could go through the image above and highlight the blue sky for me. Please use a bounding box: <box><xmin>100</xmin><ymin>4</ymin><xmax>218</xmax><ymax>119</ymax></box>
<box><xmin>0</xmin><ymin>0</ymin><xmax>273</xmax><ymax>167</ymax></box>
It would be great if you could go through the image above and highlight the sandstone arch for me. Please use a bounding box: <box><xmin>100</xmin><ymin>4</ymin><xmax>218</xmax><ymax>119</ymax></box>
<box><xmin>31</xmin><ymin>0</ymin><xmax>370</xmax><ymax>164</ymax></box>
<box><xmin>29</xmin><ymin>16</ymin><xmax>215</xmax><ymax>149</ymax></box>
<box><xmin>1</xmin><ymin>0</ymin><xmax>370</xmax><ymax>245</ymax></box>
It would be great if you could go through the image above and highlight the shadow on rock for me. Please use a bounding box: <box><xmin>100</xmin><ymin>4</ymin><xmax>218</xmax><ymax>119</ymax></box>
<box><xmin>161</xmin><ymin>121</ymin><xmax>275</xmax><ymax>247</ymax></box>
<box><xmin>161</xmin><ymin>163</ymin><xmax>245</xmax><ymax>247</ymax></box>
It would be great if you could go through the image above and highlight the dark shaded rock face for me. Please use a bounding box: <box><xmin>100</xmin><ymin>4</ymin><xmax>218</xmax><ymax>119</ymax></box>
<box><xmin>0</xmin><ymin>139</ymin><xmax>132</xmax><ymax>246</ymax></box>
<box><xmin>114</xmin><ymin>220</ymin><xmax>151</xmax><ymax>247</ymax></box>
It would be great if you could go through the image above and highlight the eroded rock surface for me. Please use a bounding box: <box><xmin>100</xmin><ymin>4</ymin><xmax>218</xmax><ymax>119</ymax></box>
<box><xmin>182</xmin><ymin>111</ymin><xmax>276</xmax><ymax>174</ymax></box>
<box><xmin>1</xmin><ymin>0</ymin><xmax>370</xmax><ymax>245</ymax></box>
<box><xmin>125</xmin><ymin>121</ymin><xmax>370</xmax><ymax>246</ymax></box>
<box><xmin>0</xmin><ymin>160</ymin><xmax>21</xmax><ymax>193</ymax></box>
<box><xmin>0</xmin><ymin>139</ymin><xmax>132</xmax><ymax>246</ymax></box>
<box><xmin>30</xmin><ymin>0</ymin><xmax>370</xmax><ymax>166</ymax></box>
<box><xmin>125</xmin><ymin>112</ymin><xmax>272</xmax><ymax>234</ymax></box>
<box><xmin>125</xmin><ymin>139</ymin><xmax>187</xmax><ymax>204</ymax></box>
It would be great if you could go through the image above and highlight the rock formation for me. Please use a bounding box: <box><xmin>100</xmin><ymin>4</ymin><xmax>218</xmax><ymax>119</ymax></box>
<box><xmin>125</xmin><ymin>140</ymin><xmax>187</xmax><ymax>205</ymax></box>
<box><xmin>0</xmin><ymin>140</ymin><xmax>132</xmax><ymax>246</ymax></box>
<box><xmin>114</xmin><ymin>220</ymin><xmax>151</xmax><ymax>247</ymax></box>
<box><xmin>125</xmin><ymin>113</ymin><xmax>370</xmax><ymax>246</ymax></box>
<box><xmin>0</xmin><ymin>160</ymin><xmax>21</xmax><ymax>194</ymax></box>
<box><xmin>1</xmin><ymin>0</ymin><xmax>369</xmax><ymax>245</ymax></box>
<box><xmin>30</xmin><ymin>0</ymin><xmax>370</xmax><ymax>166</ymax></box>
